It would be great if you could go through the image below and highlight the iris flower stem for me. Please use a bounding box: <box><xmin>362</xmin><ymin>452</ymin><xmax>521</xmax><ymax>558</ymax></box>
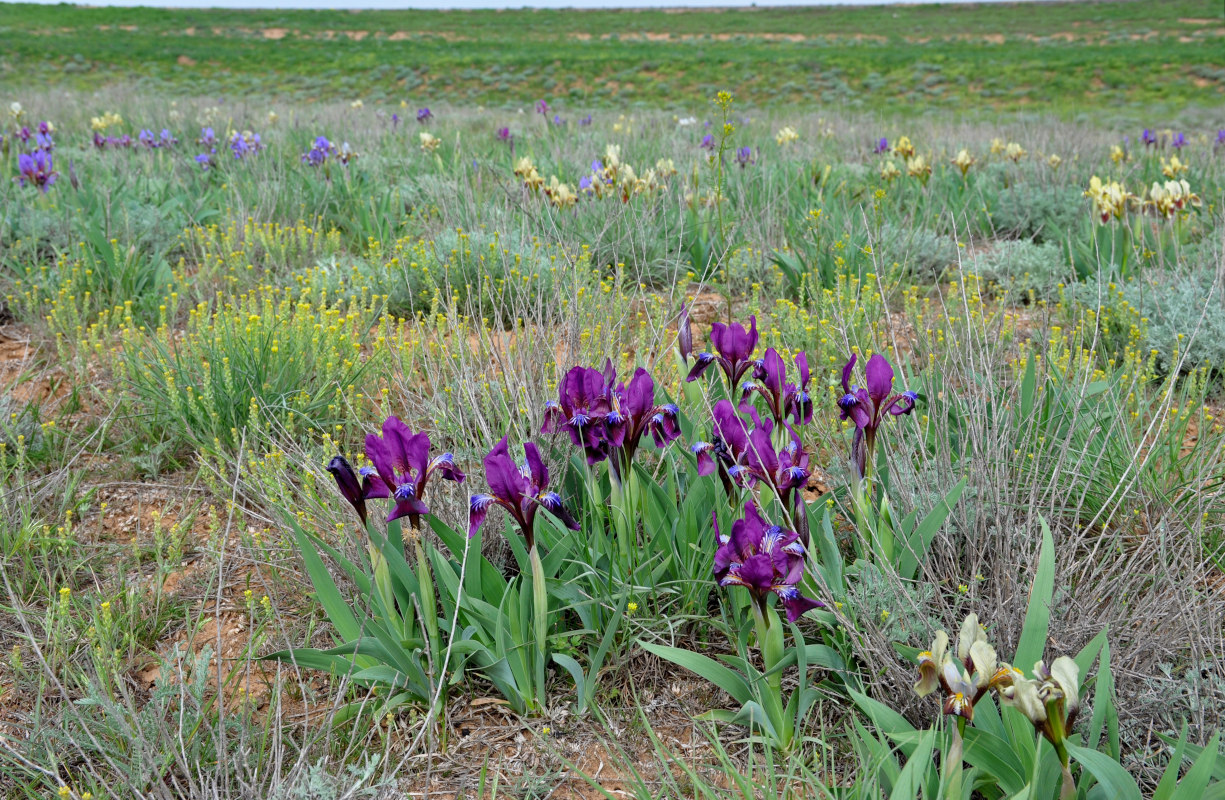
<box><xmin>751</xmin><ymin>598</ymin><xmax>791</xmax><ymax>749</ymax></box>
<box><xmin>529</xmin><ymin>544</ymin><xmax>549</xmax><ymax>710</ymax></box>
<box><xmin>609</xmin><ymin>469</ymin><xmax>633</xmax><ymax>581</ymax></box>
<box><xmin>412</xmin><ymin>535</ymin><xmax>442</xmax><ymax>680</ymax></box>
<box><xmin>366</xmin><ymin>520</ymin><xmax>398</xmax><ymax>632</ymax></box>
<box><xmin>610</xmin><ymin>466</ymin><xmax>644</xmax><ymax>585</ymax></box>
<box><xmin>412</xmin><ymin>531</ymin><xmax>447</xmax><ymax>745</ymax></box>
<box><xmin>854</xmin><ymin>437</ymin><xmax>895</xmax><ymax>565</ymax></box>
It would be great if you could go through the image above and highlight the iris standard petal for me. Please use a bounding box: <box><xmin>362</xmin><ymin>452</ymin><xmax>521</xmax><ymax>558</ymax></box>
<box><xmin>731</xmin><ymin>502</ymin><xmax>768</xmax><ymax>559</ymax></box>
<box><xmin>624</xmin><ymin>368</ymin><xmax>655</xmax><ymax>421</ymax></box>
<box><xmin>841</xmin><ymin>354</ymin><xmax>857</xmax><ymax>395</ymax></box>
<box><xmin>522</xmin><ymin>441</ymin><xmax>549</xmax><ymax>492</ymax></box>
<box><xmin>365</xmin><ymin>431</ymin><xmax>400</xmax><ymax>495</ymax></box>
<box><xmin>864</xmin><ymin>353</ymin><xmax>896</xmax><ymax>407</ymax></box>
<box><xmin>483</xmin><ymin>445</ymin><xmax>527</xmax><ymax>509</ymax></box>
<box><xmin>757</xmin><ymin>347</ymin><xmax>787</xmax><ymax>399</ymax></box>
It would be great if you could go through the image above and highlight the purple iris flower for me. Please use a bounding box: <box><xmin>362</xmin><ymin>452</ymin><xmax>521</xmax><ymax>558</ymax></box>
<box><xmin>139</xmin><ymin>129</ymin><xmax>157</xmax><ymax>148</ymax></box>
<box><xmin>469</xmin><ymin>436</ymin><xmax>580</xmax><ymax>549</ymax></box>
<box><xmin>734</xmin><ymin>147</ymin><xmax>756</xmax><ymax>168</ymax></box>
<box><xmin>364</xmin><ymin>416</ymin><xmax>465</xmax><ymax>528</ymax></box>
<box><xmin>713</xmin><ymin>502</ymin><xmax>822</xmax><ymax>622</ymax></box>
<box><xmin>17</xmin><ymin>126</ymin><xmax>31</xmax><ymax>144</ymax></box>
<box><xmin>739</xmin><ymin>406</ymin><xmax>811</xmax><ymax>514</ymax></box>
<box><xmin>535</xmin><ymin>99</ymin><xmax>549</xmax><ymax>116</ymax></box>
<box><xmin>198</xmin><ymin>127</ymin><xmax>217</xmax><ymax>148</ymax></box>
<box><xmin>602</xmin><ymin>367</ymin><xmax>682</xmax><ymax>484</ymax></box>
<box><xmin>578</xmin><ymin>175</ymin><xmax>593</xmax><ymax>194</ymax></box>
<box><xmin>837</xmin><ymin>353</ymin><xmax>918</xmax><ymax>479</ymax></box>
<box><xmin>741</xmin><ymin>347</ymin><xmax>814</xmax><ymax>428</ymax></box>
<box><xmin>693</xmin><ymin>401</ymin><xmax>810</xmax><ymax>516</ymax></box>
<box><xmin>194</xmin><ymin>153</ymin><xmax>214</xmax><ymax>170</ymax></box>
<box><xmin>1141</xmin><ymin>129</ymin><xmax>1157</xmax><ymax>147</ymax></box>
<box><xmin>552</xmin><ymin>114</ymin><xmax>565</xmax><ymax>126</ymax></box>
<box><xmin>16</xmin><ymin>150</ymin><xmax>57</xmax><ymax>192</ymax></box>
<box><xmin>496</xmin><ymin>126</ymin><xmax>513</xmax><ymax>142</ymax></box>
<box><xmin>541</xmin><ymin>363</ymin><xmax>613</xmax><ymax>464</ymax></box>
<box><xmin>579</xmin><ymin>114</ymin><xmax>592</xmax><ymax>127</ymax></box>
<box><xmin>1216</xmin><ymin>129</ymin><xmax>1225</xmax><ymax>148</ymax></box>
<box><xmin>685</xmin><ymin>314</ymin><xmax>759</xmax><ymax>393</ymax></box>
<box><xmin>391</xmin><ymin>113</ymin><xmax>400</xmax><ymax>129</ymax></box>
<box><xmin>874</xmin><ymin>137</ymin><xmax>889</xmax><ymax>154</ymax></box>
<box><xmin>302</xmin><ymin>135</ymin><xmax>337</xmax><ymax>166</ymax></box>
<box><xmin>692</xmin><ymin>399</ymin><xmax>751</xmax><ymax>483</ymax></box>
<box><xmin>160</xmin><ymin>129</ymin><xmax>177</xmax><ymax>147</ymax></box>
<box><xmin>38</xmin><ymin>121</ymin><xmax>51</xmax><ymax>136</ymax></box>
<box><xmin>1171</xmin><ymin>132</ymin><xmax>1186</xmax><ymax>149</ymax></box>
<box><xmin>417</xmin><ymin>107</ymin><xmax>433</xmax><ymax>123</ymax></box>
<box><xmin>92</xmin><ymin>131</ymin><xmax>106</xmax><ymax>149</ymax></box>
<box><xmin>116</xmin><ymin>134</ymin><xmax>132</xmax><ymax>148</ymax></box>
<box><xmin>35</xmin><ymin>133</ymin><xmax>54</xmax><ymax>151</ymax></box>
<box><xmin>699</xmin><ymin>134</ymin><xmax>715</xmax><ymax>150</ymax></box>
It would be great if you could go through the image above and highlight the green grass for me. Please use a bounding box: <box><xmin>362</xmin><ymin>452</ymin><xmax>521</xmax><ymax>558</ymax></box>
<box><xmin>1</xmin><ymin>0</ymin><xmax>1223</xmax><ymax>117</ymax></box>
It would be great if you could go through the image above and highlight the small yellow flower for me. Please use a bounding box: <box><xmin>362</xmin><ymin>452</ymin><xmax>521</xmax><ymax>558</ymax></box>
<box><xmin>892</xmin><ymin>136</ymin><xmax>915</xmax><ymax>158</ymax></box>
<box><xmin>541</xmin><ymin>725</ymin><xmax>551</xmax><ymax>735</ymax></box>
<box><xmin>1110</xmin><ymin>144</ymin><xmax>1127</xmax><ymax>164</ymax></box>
<box><xmin>627</xmin><ymin>602</ymin><xmax>638</xmax><ymax>614</ymax></box>
<box><xmin>775</xmin><ymin>125</ymin><xmax>799</xmax><ymax>146</ymax></box>
<box><xmin>880</xmin><ymin>160</ymin><xmax>901</xmax><ymax>182</ymax></box>
<box><xmin>1047</xmin><ymin>154</ymin><xmax>1062</xmax><ymax>169</ymax></box>
<box><xmin>1004</xmin><ymin>142</ymin><xmax>1026</xmax><ymax>162</ymax></box>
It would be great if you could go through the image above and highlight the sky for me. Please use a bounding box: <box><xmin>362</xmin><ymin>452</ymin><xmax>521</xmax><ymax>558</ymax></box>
<box><xmin>12</xmin><ymin>0</ymin><xmax>1059</xmax><ymax>9</ymax></box>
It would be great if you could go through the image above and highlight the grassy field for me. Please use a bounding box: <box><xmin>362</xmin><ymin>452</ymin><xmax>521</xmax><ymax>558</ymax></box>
<box><xmin>1</xmin><ymin>0</ymin><xmax>1224</xmax><ymax>117</ymax></box>
<box><xmin>2</xmin><ymin>3</ymin><xmax>1225</xmax><ymax>799</ymax></box>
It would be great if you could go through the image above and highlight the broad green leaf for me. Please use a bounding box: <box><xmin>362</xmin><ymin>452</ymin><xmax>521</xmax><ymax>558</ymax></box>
<box><xmin>1167</xmin><ymin>730</ymin><xmax>1219</xmax><ymax>800</ymax></box>
<box><xmin>962</xmin><ymin>727</ymin><xmax>1027</xmax><ymax>794</ymax></box>
<box><xmin>290</xmin><ymin>520</ymin><xmax>361</xmax><ymax>642</ymax></box>
<box><xmin>889</xmin><ymin>728</ymin><xmax>936</xmax><ymax>800</ymax></box>
<box><xmin>638</xmin><ymin>641</ymin><xmax>753</xmax><ymax>705</ymax></box>
<box><xmin>1067</xmin><ymin>743</ymin><xmax>1141</xmax><ymax>800</ymax></box>
<box><xmin>1014</xmin><ymin>517</ymin><xmax>1055</xmax><ymax>672</ymax></box>
<box><xmin>1153</xmin><ymin>724</ymin><xmax>1191</xmax><ymax>800</ymax></box>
